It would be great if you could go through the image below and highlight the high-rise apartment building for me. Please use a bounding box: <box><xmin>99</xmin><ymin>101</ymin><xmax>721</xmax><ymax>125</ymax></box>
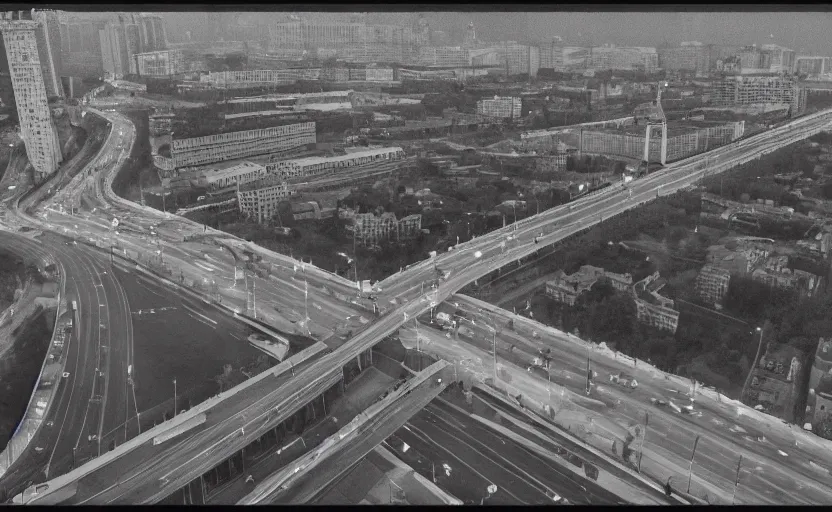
<box><xmin>760</xmin><ymin>44</ymin><xmax>795</xmax><ymax>74</ymax></box>
<box><xmin>497</xmin><ymin>42</ymin><xmax>540</xmax><ymax>77</ymax></box>
<box><xmin>0</xmin><ymin>14</ymin><xmax>63</xmax><ymax>180</ymax></box>
<box><xmin>30</xmin><ymin>9</ymin><xmax>62</xmax><ymax>97</ymax></box>
<box><xmin>539</xmin><ymin>41</ymin><xmax>564</xmax><ymax>71</ymax></box>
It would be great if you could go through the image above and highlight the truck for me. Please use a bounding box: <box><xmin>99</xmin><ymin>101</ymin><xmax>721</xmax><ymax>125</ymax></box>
<box><xmin>435</xmin><ymin>312</ymin><xmax>452</xmax><ymax>327</ymax></box>
<box><xmin>71</xmin><ymin>300</ymin><xmax>77</xmax><ymax>311</ymax></box>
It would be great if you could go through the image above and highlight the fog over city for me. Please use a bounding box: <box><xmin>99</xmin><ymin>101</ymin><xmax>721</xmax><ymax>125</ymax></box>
<box><xmin>3</xmin><ymin>5</ymin><xmax>832</xmax><ymax>507</ymax></box>
<box><xmin>159</xmin><ymin>10</ymin><xmax>832</xmax><ymax>55</ymax></box>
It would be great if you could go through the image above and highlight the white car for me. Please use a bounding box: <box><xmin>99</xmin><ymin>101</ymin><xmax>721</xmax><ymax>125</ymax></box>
<box><xmin>62</xmin><ymin>372</ymin><xmax>70</xmax><ymax>378</ymax></box>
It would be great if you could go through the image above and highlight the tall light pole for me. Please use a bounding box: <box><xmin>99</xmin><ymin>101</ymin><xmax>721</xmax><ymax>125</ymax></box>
<box><xmin>731</xmin><ymin>455</ymin><xmax>743</xmax><ymax>505</ymax></box>
<box><xmin>742</xmin><ymin>326</ymin><xmax>764</xmax><ymax>398</ymax></box>
<box><xmin>687</xmin><ymin>435</ymin><xmax>701</xmax><ymax>494</ymax></box>
<box><xmin>173</xmin><ymin>378</ymin><xmax>177</xmax><ymax>418</ymax></box>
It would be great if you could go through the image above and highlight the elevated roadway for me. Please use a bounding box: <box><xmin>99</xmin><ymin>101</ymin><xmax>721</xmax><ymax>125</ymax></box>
<box><xmin>433</xmin><ymin>294</ymin><xmax>832</xmax><ymax>503</ymax></box>
<box><xmin>238</xmin><ymin>360</ymin><xmax>453</xmax><ymax>504</ymax></box>
<box><xmin>12</xmin><ymin>105</ymin><xmax>832</xmax><ymax>502</ymax></box>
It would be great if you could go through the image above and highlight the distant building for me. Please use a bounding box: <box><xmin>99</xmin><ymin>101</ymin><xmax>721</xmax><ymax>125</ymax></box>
<box><xmin>291</xmin><ymin>201</ymin><xmax>322</xmax><ymax>221</ymax></box>
<box><xmin>705</xmin><ymin>238</ymin><xmax>773</xmax><ymax>275</ymax></box>
<box><xmin>587</xmin><ymin>45</ymin><xmax>658</xmax><ymax>73</ymax></box>
<box><xmin>417</xmin><ymin>46</ymin><xmax>470</xmax><ymax>67</ymax></box>
<box><xmin>134</xmin><ymin>49</ymin><xmax>183</xmax><ymax>76</ymax></box>
<box><xmin>496</xmin><ymin>42</ymin><xmax>540</xmax><ymax>77</ymax></box>
<box><xmin>657</xmin><ymin>42</ymin><xmax>710</xmax><ymax>76</ymax></box>
<box><xmin>695</xmin><ymin>265</ymin><xmax>731</xmax><ymax>305</ymax></box>
<box><xmin>750</xmin><ymin>255</ymin><xmax>822</xmax><ymax>297</ymax></box>
<box><xmin>632</xmin><ymin>272</ymin><xmax>679</xmax><ymax>334</ymax></box>
<box><xmin>265</xmin><ymin>147</ymin><xmax>405</xmax><ymax>180</ymax></box>
<box><xmin>476</xmin><ymin>96</ymin><xmax>522</xmax><ymax>119</ymax></box>
<box><xmin>794</xmin><ymin>56</ymin><xmax>832</xmax><ymax>80</ymax></box>
<box><xmin>710</xmin><ymin>75</ymin><xmax>806</xmax><ymax>117</ymax></box>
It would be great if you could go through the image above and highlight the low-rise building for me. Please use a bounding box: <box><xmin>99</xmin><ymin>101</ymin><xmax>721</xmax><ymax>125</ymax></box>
<box><xmin>349</xmin><ymin>211</ymin><xmax>422</xmax><ymax>247</ymax></box>
<box><xmin>265</xmin><ymin>147</ymin><xmax>406</xmax><ymax>180</ymax></box>
<box><xmin>695</xmin><ymin>265</ymin><xmax>731</xmax><ymax>305</ymax></box>
<box><xmin>291</xmin><ymin>201</ymin><xmax>322</xmax><ymax>221</ymax></box>
<box><xmin>236</xmin><ymin>174</ymin><xmax>297</xmax><ymax>224</ymax></box>
<box><xmin>135</xmin><ymin>49</ymin><xmax>183</xmax><ymax>77</ymax></box>
<box><xmin>476</xmin><ymin>96</ymin><xmax>522</xmax><ymax>119</ymax></box>
<box><xmin>750</xmin><ymin>255</ymin><xmax>822</xmax><ymax>297</ymax></box>
<box><xmin>705</xmin><ymin>238</ymin><xmax>773</xmax><ymax>275</ymax></box>
<box><xmin>745</xmin><ymin>343</ymin><xmax>805</xmax><ymax>423</ymax></box>
<box><xmin>545</xmin><ymin>265</ymin><xmax>633</xmax><ymax>306</ymax></box>
<box><xmin>197</xmin><ymin>161</ymin><xmax>268</xmax><ymax>191</ymax></box>
<box><xmin>633</xmin><ymin>272</ymin><xmax>680</xmax><ymax>334</ymax></box>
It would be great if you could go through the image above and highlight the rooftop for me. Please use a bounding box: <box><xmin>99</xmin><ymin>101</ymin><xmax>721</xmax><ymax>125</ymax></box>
<box><xmin>274</xmin><ymin>147</ymin><xmax>404</xmax><ymax>168</ymax></box>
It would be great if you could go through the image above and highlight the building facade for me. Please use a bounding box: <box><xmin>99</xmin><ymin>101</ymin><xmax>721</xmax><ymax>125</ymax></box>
<box><xmin>476</xmin><ymin>96</ymin><xmax>522</xmax><ymax>119</ymax></box>
<box><xmin>236</xmin><ymin>174</ymin><xmax>297</xmax><ymax>224</ymax></box>
<box><xmin>633</xmin><ymin>272</ymin><xmax>680</xmax><ymax>333</ymax></box>
<box><xmin>496</xmin><ymin>43</ymin><xmax>540</xmax><ymax>77</ymax></box>
<box><xmin>197</xmin><ymin>161</ymin><xmax>268</xmax><ymax>190</ymax></box>
<box><xmin>417</xmin><ymin>46</ymin><xmax>471</xmax><ymax>67</ymax></box>
<box><xmin>164</xmin><ymin>122</ymin><xmax>316</xmax><ymax>170</ymax></box>
<box><xmin>657</xmin><ymin>42</ymin><xmax>710</xmax><ymax>76</ymax></box>
<box><xmin>30</xmin><ymin>9</ymin><xmax>63</xmax><ymax>98</ymax></box>
<box><xmin>265</xmin><ymin>147</ymin><xmax>405</xmax><ymax>180</ymax></box>
<box><xmin>350</xmin><ymin>212</ymin><xmax>422</xmax><ymax>247</ymax></box>
<box><xmin>588</xmin><ymin>45</ymin><xmax>658</xmax><ymax>73</ymax></box>
<box><xmin>545</xmin><ymin>265</ymin><xmax>633</xmax><ymax>306</ymax></box>
<box><xmin>135</xmin><ymin>49</ymin><xmax>183</xmax><ymax>76</ymax></box>
<box><xmin>0</xmin><ymin>16</ymin><xmax>63</xmax><ymax>180</ymax></box>
<box><xmin>710</xmin><ymin>75</ymin><xmax>806</xmax><ymax>116</ymax></box>
<box><xmin>695</xmin><ymin>265</ymin><xmax>731</xmax><ymax>305</ymax></box>
<box><xmin>795</xmin><ymin>56</ymin><xmax>832</xmax><ymax>80</ymax></box>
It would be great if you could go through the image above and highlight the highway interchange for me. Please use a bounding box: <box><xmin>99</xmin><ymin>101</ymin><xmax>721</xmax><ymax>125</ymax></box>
<box><xmin>1</xmin><ymin>103</ymin><xmax>832</xmax><ymax>503</ymax></box>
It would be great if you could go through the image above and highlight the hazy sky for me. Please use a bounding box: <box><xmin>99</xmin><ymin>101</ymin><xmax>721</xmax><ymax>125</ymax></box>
<box><xmin>160</xmin><ymin>10</ymin><xmax>832</xmax><ymax>55</ymax></box>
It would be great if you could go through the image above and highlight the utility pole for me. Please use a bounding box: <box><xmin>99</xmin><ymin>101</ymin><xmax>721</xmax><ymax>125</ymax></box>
<box><xmin>687</xmin><ymin>435</ymin><xmax>701</xmax><ymax>494</ymax></box>
<box><xmin>638</xmin><ymin>412</ymin><xmax>649</xmax><ymax>473</ymax></box>
<box><xmin>173</xmin><ymin>378</ymin><xmax>177</xmax><ymax>417</ymax></box>
<box><xmin>731</xmin><ymin>455</ymin><xmax>743</xmax><ymax>505</ymax></box>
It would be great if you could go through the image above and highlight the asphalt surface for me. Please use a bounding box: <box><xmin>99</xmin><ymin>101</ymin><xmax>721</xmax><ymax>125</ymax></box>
<box><xmin>436</xmin><ymin>294</ymin><xmax>832</xmax><ymax>504</ymax></box>
<box><xmin>0</xmin><ymin>231</ymin><xmax>132</xmax><ymax>495</ymax></box>
<box><xmin>49</xmin><ymin>348</ymin><xmax>332</xmax><ymax>504</ymax></box>
<box><xmin>384</xmin><ymin>392</ymin><xmax>620</xmax><ymax>505</ymax></box>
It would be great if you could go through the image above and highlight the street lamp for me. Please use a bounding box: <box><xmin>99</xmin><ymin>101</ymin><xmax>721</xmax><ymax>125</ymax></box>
<box><xmin>742</xmin><ymin>326</ymin><xmax>764</xmax><ymax>397</ymax></box>
<box><xmin>173</xmin><ymin>378</ymin><xmax>177</xmax><ymax>417</ymax></box>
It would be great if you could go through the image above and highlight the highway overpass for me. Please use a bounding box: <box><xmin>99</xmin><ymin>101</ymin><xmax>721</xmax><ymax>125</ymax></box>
<box><xmin>12</xmin><ymin>106</ymin><xmax>832</xmax><ymax>503</ymax></box>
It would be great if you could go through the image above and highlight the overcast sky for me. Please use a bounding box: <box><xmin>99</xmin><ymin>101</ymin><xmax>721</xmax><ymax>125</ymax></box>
<box><xmin>159</xmin><ymin>10</ymin><xmax>832</xmax><ymax>56</ymax></box>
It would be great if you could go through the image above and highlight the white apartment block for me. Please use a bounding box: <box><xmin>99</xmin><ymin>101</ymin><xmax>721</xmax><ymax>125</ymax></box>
<box><xmin>0</xmin><ymin>18</ymin><xmax>62</xmax><ymax>180</ymax></box>
<box><xmin>197</xmin><ymin>161</ymin><xmax>268</xmax><ymax>191</ymax></box>
<box><xmin>418</xmin><ymin>46</ymin><xmax>471</xmax><ymax>67</ymax></box>
<box><xmin>351</xmin><ymin>212</ymin><xmax>422</xmax><ymax>247</ymax></box>
<box><xmin>711</xmin><ymin>75</ymin><xmax>806</xmax><ymax>115</ymax></box>
<box><xmin>477</xmin><ymin>96</ymin><xmax>522</xmax><ymax>119</ymax></box>
<box><xmin>170</xmin><ymin>122</ymin><xmax>316</xmax><ymax>169</ymax></box>
<box><xmin>587</xmin><ymin>45</ymin><xmax>658</xmax><ymax>73</ymax></box>
<box><xmin>135</xmin><ymin>49</ymin><xmax>183</xmax><ymax>76</ymax></box>
<box><xmin>237</xmin><ymin>175</ymin><xmax>297</xmax><ymax>224</ymax></box>
<box><xmin>760</xmin><ymin>44</ymin><xmax>796</xmax><ymax>74</ymax></box>
<box><xmin>265</xmin><ymin>147</ymin><xmax>405</xmax><ymax>180</ymax></box>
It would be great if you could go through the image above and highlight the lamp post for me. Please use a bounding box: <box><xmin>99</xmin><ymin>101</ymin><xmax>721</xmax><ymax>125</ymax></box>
<box><xmin>687</xmin><ymin>435</ymin><xmax>701</xmax><ymax>494</ymax></box>
<box><xmin>173</xmin><ymin>378</ymin><xmax>177</xmax><ymax>417</ymax></box>
<box><xmin>742</xmin><ymin>326</ymin><xmax>764</xmax><ymax>398</ymax></box>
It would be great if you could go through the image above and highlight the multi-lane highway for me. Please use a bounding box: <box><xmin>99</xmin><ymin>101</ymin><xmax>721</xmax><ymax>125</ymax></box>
<box><xmin>419</xmin><ymin>294</ymin><xmax>832</xmax><ymax>504</ymax></box>
<box><xmin>7</xmin><ymin>100</ymin><xmax>832</xmax><ymax>503</ymax></box>
<box><xmin>0</xmin><ymin>231</ymin><xmax>133</xmax><ymax>496</ymax></box>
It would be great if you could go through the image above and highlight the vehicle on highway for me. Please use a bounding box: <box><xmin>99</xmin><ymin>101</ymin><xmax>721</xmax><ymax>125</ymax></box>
<box><xmin>45</xmin><ymin>421</ymin><xmax>53</xmax><ymax>427</ymax></box>
<box><xmin>609</xmin><ymin>372</ymin><xmax>638</xmax><ymax>389</ymax></box>
<box><xmin>651</xmin><ymin>398</ymin><xmax>668</xmax><ymax>407</ymax></box>
<box><xmin>62</xmin><ymin>372</ymin><xmax>70</xmax><ymax>378</ymax></box>
<box><xmin>34</xmin><ymin>447</ymin><xmax>43</xmax><ymax>454</ymax></box>
<box><xmin>545</xmin><ymin>490</ymin><xmax>565</xmax><ymax>503</ymax></box>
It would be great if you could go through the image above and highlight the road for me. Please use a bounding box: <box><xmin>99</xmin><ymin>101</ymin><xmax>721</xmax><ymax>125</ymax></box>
<box><xmin>424</xmin><ymin>293</ymin><xmax>832</xmax><ymax>504</ymax></box>
<box><xmin>385</xmin><ymin>393</ymin><xmax>623</xmax><ymax>505</ymax></box>
<box><xmin>24</xmin><ymin>106</ymin><xmax>832</xmax><ymax>501</ymax></box>
<box><xmin>238</xmin><ymin>361</ymin><xmax>453</xmax><ymax>504</ymax></box>
<box><xmin>0</xmin><ymin>231</ymin><xmax>133</xmax><ymax>498</ymax></box>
